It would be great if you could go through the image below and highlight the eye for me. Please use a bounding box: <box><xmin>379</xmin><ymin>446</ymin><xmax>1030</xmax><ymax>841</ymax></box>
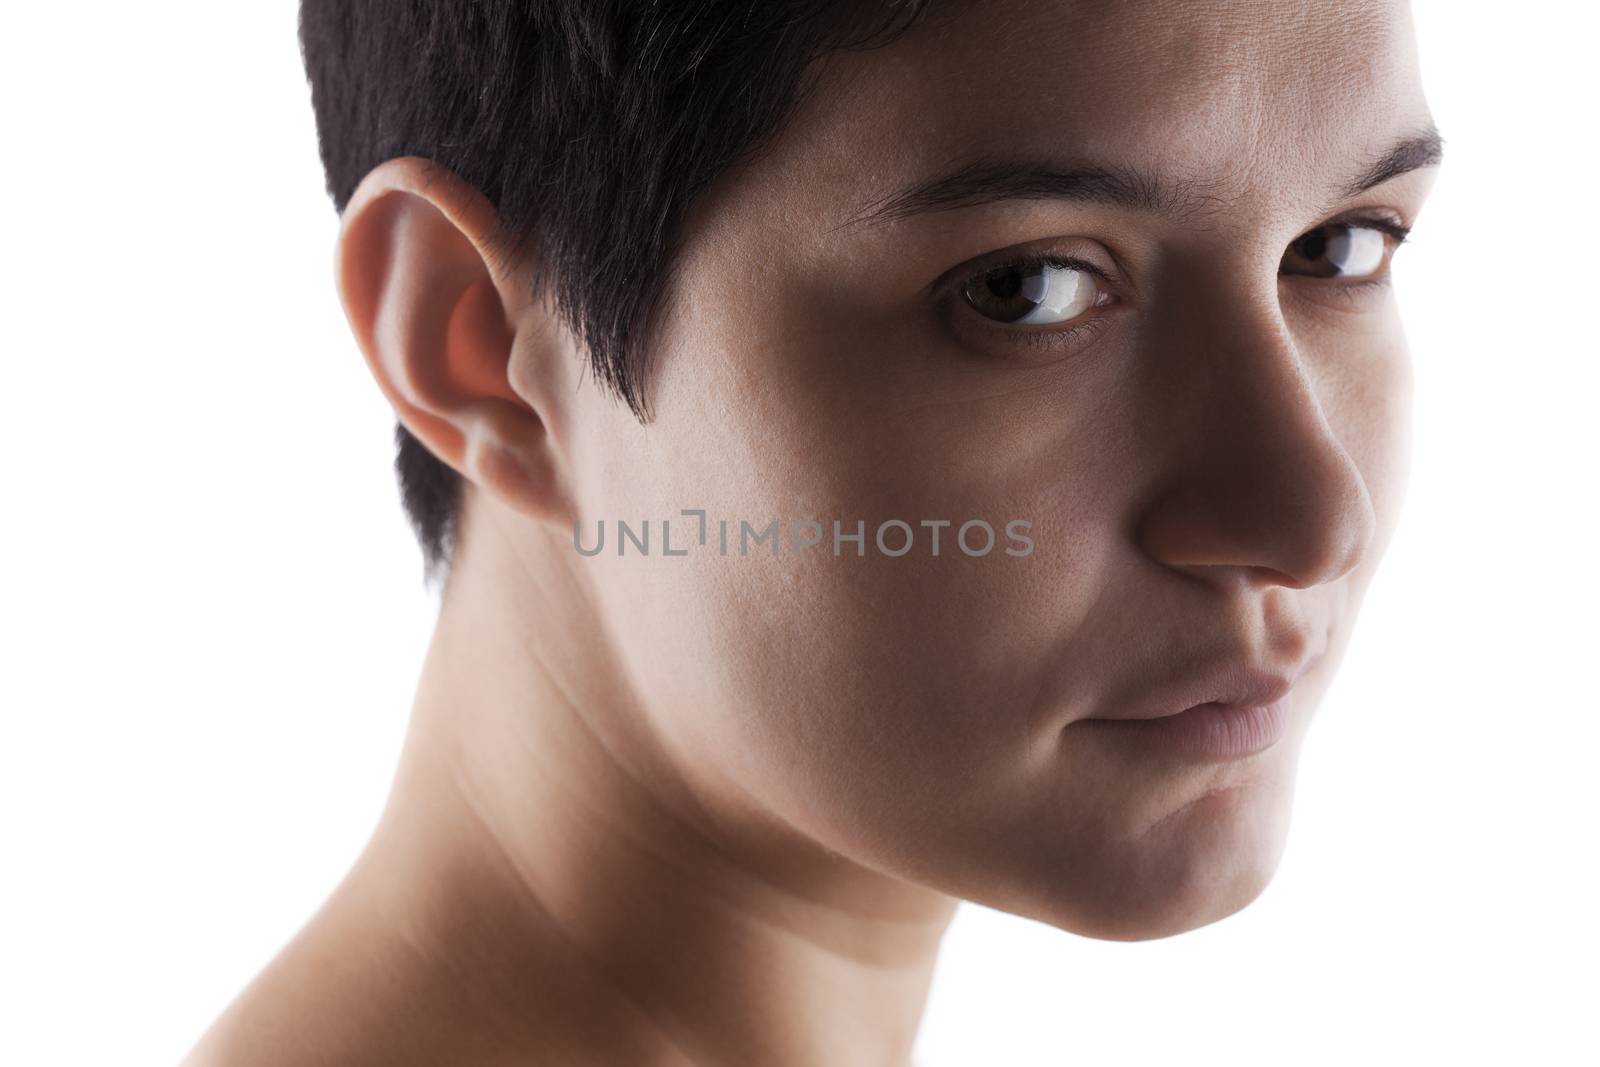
<box><xmin>962</xmin><ymin>257</ymin><xmax>1108</xmax><ymax>325</ymax></box>
<box><xmin>1281</xmin><ymin>219</ymin><xmax>1408</xmax><ymax>281</ymax></box>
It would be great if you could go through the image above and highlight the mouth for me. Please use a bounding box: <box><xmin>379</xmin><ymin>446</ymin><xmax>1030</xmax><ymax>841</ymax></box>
<box><xmin>1072</xmin><ymin>655</ymin><xmax>1319</xmax><ymax>762</ymax></box>
<box><xmin>1075</xmin><ymin>697</ymin><xmax>1291</xmax><ymax>761</ymax></box>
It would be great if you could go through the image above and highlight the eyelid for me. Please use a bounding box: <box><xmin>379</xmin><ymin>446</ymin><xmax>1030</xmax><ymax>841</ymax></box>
<box><xmin>1368</xmin><ymin>218</ymin><xmax>1412</xmax><ymax>244</ymax></box>
<box><xmin>934</xmin><ymin>213</ymin><xmax>1409</xmax><ymax>298</ymax></box>
<box><xmin>929</xmin><ymin>243</ymin><xmax>1120</xmax><ymax>303</ymax></box>
<box><xmin>932</xmin><ymin>246</ymin><xmax>1121</xmax><ymax>357</ymax></box>
<box><xmin>942</xmin><ymin>251</ymin><xmax>1118</xmax><ymax>323</ymax></box>
<box><xmin>935</xmin><ymin>214</ymin><xmax>1411</xmax><ymax>349</ymax></box>
<box><xmin>1332</xmin><ymin>212</ymin><xmax>1413</xmax><ymax>245</ymax></box>
<box><xmin>998</xmin><ymin>251</ymin><xmax>1113</xmax><ymax>280</ymax></box>
<box><xmin>1280</xmin><ymin>212</ymin><xmax>1413</xmax><ymax>284</ymax></box>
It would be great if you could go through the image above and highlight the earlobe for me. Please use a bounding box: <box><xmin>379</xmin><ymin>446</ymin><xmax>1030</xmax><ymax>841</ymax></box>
<box><xmin>333</xmin><ymin>156</ymin><xmax>574</xmax><ymax>526</ymax></box>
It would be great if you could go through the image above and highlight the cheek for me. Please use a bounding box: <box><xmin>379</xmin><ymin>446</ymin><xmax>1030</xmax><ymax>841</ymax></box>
<box><xmin>1372</xmin><ymin>343</ymin><xmax>1414</xmax><ymax>548</ymax></box>
<box><xmin>575</xmin><ymin>350</ymin><xmax>1130</xmax><ymax>860</ymax></box>
<box><xmin>626</xmin><ymin>542</ymin><xmax>1101</xmax><ymax>881</ymax></box>
<box><xmin>590</xmin><ymin>454</ymin><xmax>1078</xmax><ymax>832</ymax></box>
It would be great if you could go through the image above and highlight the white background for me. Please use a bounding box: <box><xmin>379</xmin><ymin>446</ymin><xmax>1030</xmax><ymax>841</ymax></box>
<box><xmin>2</xmin><ymin>3</ymin><xmax>1595</xmax><ymax>1064</ymax></box>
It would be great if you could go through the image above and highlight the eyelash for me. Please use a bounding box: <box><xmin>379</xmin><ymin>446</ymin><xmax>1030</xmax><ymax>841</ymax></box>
<box><xmin>946</xmin><ymin>214</ymin><xmax>1414</xmax><ymax>348</ymax></box>
<box><xmin>941</xmin><ymin>251</ymin><xmax>1118</xmax><ymax>352</ymax></box>
<box><xmin>1305</xmin><ymin>213</ymin><xmax>1413</xmax><ymax>299</ymax></box>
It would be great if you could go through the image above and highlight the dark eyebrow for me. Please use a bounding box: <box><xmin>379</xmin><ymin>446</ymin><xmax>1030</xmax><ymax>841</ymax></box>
<box><xmin>839</xmin><ymin>124</ymin><xmax>1445</xmax><ymax>230</ymax></box>
<box><xmin>1338</xmin><ymin>123</ymin><xmax>1446</xmax><ymax>198</ymax></box>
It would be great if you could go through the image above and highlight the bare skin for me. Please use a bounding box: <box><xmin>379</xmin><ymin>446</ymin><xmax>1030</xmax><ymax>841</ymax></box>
<box><xmin>185</xmin><ymin>1</ymin><xmax>1440</xmax><ymax>1063</ymax></box>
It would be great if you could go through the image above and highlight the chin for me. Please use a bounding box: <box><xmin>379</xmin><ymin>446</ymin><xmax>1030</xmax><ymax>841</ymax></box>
<box><xmin>1023</xmin><ymin>773</ymin><xmax>1298</xmax><ymax>942</ymax></box>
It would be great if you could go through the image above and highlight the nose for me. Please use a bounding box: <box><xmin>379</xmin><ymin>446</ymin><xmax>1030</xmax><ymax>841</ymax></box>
<box><xmin>1133</xmin><ymin>290</ymin><xmax>1377</xmax><ymax>591</ymax></box>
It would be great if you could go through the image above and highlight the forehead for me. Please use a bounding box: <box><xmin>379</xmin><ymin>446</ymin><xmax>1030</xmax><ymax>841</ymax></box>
<box><xmin>704</xmin><ymin>0</ymin><xmax>1429</xmax><ymax>235</ymax></box>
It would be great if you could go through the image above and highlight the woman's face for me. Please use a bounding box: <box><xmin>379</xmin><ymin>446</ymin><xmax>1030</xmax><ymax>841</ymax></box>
<box><xmin>556</xmin><ymin>0</ymin><xmax>1438</xmax><ymax>938</ymax></box>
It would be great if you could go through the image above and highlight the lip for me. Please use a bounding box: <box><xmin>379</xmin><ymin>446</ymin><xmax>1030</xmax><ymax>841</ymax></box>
<box><xmin>1077</xmin><ymin>697</ymin><xmax>1291</xmax><ymax>760</ymax></box>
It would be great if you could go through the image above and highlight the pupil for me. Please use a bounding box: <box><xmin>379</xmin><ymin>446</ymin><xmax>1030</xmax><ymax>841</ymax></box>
<box><xmin>986</xmin><ymin>268</ymin><xmax>1024</xmax><ymax>300</ymax></box>
<box><xmin>1298</xmin><ymin>228</ymin><xmax>1328</xmax><ymax>259</ymax></box>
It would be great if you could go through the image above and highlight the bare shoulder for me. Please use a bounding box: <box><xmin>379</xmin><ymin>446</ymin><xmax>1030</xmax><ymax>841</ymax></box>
<box><xmin>179</xmin><ymin>890</ymin><xmax>679</xmax><ymax>1067</ymax></box>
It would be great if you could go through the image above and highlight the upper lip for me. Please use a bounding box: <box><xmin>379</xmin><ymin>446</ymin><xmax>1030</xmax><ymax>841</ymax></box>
<box><xmin>1098</xmin><ymin>656</ymin><xmax>1318</xmax><ymax>721</ymax></box>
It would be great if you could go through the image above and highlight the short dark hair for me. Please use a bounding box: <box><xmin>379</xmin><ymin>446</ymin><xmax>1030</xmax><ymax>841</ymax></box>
<box><xmin>297</xmin><ymin>1</ymin><xmax>937</xmax><ymax>583</ymax></box>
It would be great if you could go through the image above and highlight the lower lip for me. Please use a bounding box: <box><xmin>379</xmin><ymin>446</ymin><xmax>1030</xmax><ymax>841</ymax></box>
<box><xmin>1078</xmin><ymin>700</ymin><xmax>1290</xmax><ymax>760</ymax></box>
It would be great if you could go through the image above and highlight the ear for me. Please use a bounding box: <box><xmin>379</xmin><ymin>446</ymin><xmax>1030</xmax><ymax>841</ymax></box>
<box><xmin>333</xmin><ymin>156</ymin><xmax>575</xmax><ymax>527</ymax></box>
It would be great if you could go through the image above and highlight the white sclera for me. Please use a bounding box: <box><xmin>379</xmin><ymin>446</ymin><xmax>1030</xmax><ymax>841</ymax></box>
<box><xmin>1015</xmin><ymin>266</ymin><xmax>1096</xmax><ymax>325</ymax></box>
<box><xmin>1326</xmin><ymin>225</ymin><xmax>1387</xmax><ymax>276</ymax></box>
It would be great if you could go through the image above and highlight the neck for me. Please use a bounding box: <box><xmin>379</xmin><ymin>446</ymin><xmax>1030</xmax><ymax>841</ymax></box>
<box><xmin>354</xmin><ymin>496</ymin><xmax>958</xmax><ymax>1066</ymax></box>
